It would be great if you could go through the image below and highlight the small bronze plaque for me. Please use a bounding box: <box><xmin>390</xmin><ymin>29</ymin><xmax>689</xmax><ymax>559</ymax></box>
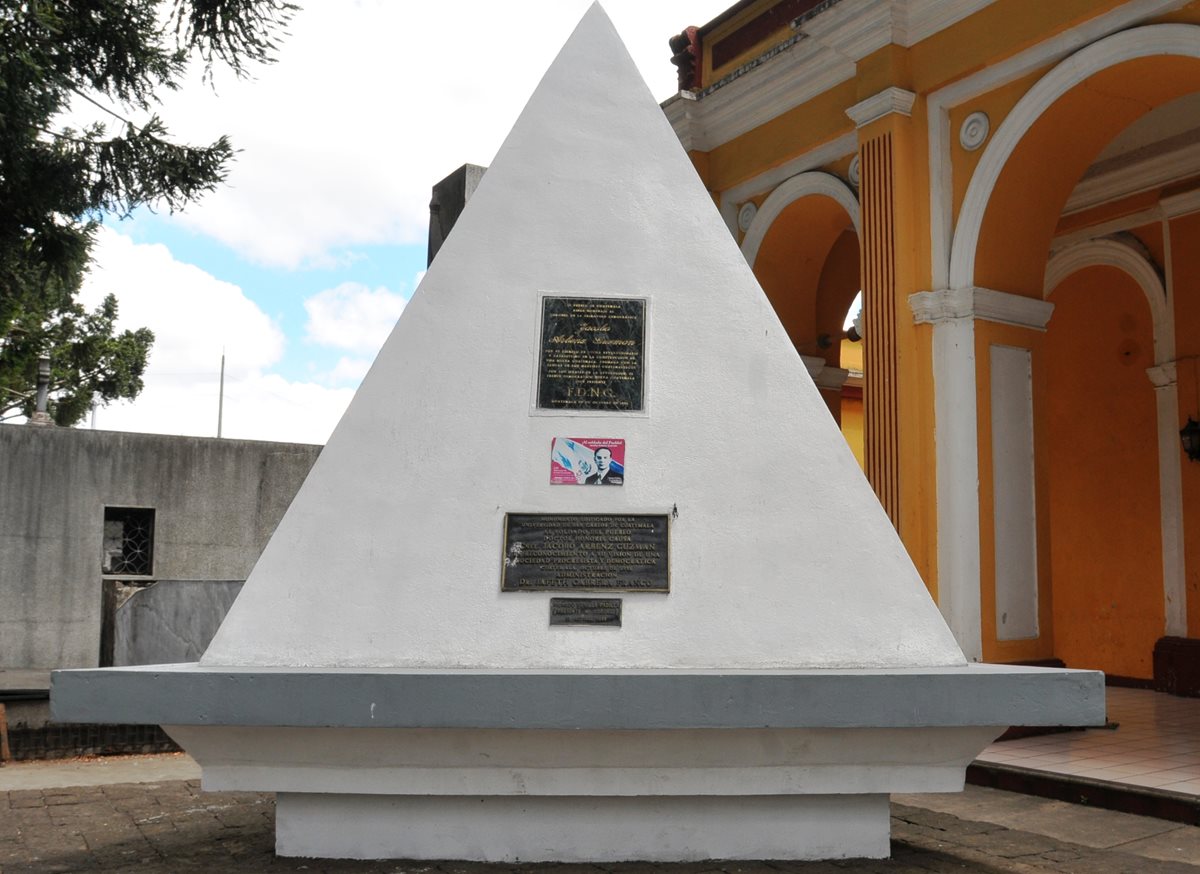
<box><xmin>537</xmin><ymin>296</ymin><xmax>645</xmax><ymax>411</ymax></box>
<box><xmin>502</xmin><ymin>513</ymin><xmax>669</xmax><ymax>592</ymax></box>
<box><xmin>550</xmin><ymin>598</ymin><xmax>622</xmax><ymax>626</ymax></box>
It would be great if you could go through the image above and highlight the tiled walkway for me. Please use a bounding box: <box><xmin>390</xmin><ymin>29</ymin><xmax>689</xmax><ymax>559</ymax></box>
<box><xmin>977</xmin><ymin>686</ymin><xmax>1200</xmax><ymax>797</ymax></box>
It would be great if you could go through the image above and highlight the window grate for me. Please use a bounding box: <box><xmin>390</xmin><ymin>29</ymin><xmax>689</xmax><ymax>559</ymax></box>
<box><xmin>102</xmin><ymin>507</ymin><xmax>155</xmax><ymax>576</ymax></box>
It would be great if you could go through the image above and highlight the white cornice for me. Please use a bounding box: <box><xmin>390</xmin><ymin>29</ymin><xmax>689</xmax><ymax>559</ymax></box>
<box><xmin>1162</xmin><ymin>186</ymin><xmax>1200</xmax><ymax>218</ymax></box>
<box><xmin>661</xmin><ymin>0</ymin><xmax>901</xmax><ymax>153</ymax></box>
<box><xmin>1051</xmin><ymin>206</ymin><xmax>1163</xmax><ymax>254</ymax></box>
<box><xmin>660</xmin><ymin>92</ymin><xmax>703</xmax><ymax>156</ymax></box>
<box><xmin>1049</xmin><ymin>185</ymin><xmax>1200</xmax><ymax>254</ymax></box>
<box><xmin>800</xmin><ymin>0</ymin><xmax>894</xmax><ymax>60</ymax></box>
<box><xmin>902</xmin><ymin>0</ymin><xmax>997</xmax><ymax>47</ymax></box>
<box><xmin>909</xmin><ymin>287</ymin><xmax>1054</xmax><ymax>330</ymax></box>
<box><xmin>662</xmin><ymin>93</ymin><xmax>699</xmax><ymax>153</ymax></box>
<box><xmin>802</xmin><ymin>356</ymin><xmax>851</xmax><ymax>391</ymax></box>
<box><xmin>1064</xmin><ymin>138</ymin><xmax>1200</xmax><ymax>215</ymax></box>
<box><xmin>846</xmin><ymin>87</ymin><xmax>917</xmax><ymax>128</ymax></box>
<box><xmin>971</xmin><ymin>288</ymin><xmax>1056</xmax><ymax>330</ymax></box>
<box><xmin>679</xmin><ymin>46</ymin><xmax>856</xmax><ymax>153</ymax></box>
<box><xmin>909</xmin><ymin>287</ymin><xmax>975</xmax><ymax>323</ymax></box>
<box><xmin>661</xmin><ymin>0</ymin><xmax>997</xmax><ymax>154</ymax></box>
<box><xmin>722</xmin><ymin>132</ymin><xmax>858</xmax><ymax>205</ymax></box>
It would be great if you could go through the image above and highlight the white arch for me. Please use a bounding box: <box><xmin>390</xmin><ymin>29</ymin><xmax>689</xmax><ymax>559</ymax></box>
<box><xmin>1044</xmin><ymin>236</ymin><xmax>1173</xmax><ymax>364</ymax></box>
<box><xmin>949</xmin><ymin>23</ymin><xmax>1200</xmax><ymax>291</ymax></box>
<box><xmin>741</xmin><ymin>171</ymin><xmax>861</xmax><ymax>268</ymax></box>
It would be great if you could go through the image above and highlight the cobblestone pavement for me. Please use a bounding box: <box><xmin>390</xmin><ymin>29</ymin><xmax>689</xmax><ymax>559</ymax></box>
<box><xmin>2</xmin><ymin>780</ymin><xmax>1199</xmax><ymax>874</ymax></box>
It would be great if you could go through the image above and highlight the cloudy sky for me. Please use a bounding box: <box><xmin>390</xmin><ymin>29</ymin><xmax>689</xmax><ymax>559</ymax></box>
<box><xmin>70</xmin><ymin>0</ymin><xmax>734</xmax><ymax>444</ymax></box>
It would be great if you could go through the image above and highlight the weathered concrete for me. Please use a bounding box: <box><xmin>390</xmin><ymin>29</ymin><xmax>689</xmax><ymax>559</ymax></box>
<box><xmin>0</xmin><ymin>753</ymin><xmax>199</xmax><ymax>791</ymax></box>
<box><xmin>897</xmin><ymin>785</ymin><xmax>1186</xmax><ymax>849</ymax></box>
<box><xmin>427</xmin><ymin>163</ymin><xmax>486</xmax><ymax>266</ymax></box>
<box><xmin>113</xmin><ymin>580</ymin><xmax>244</xmax><ymax>666</ymax></box>
<box><xmin>0</xmin><ymin>425</ymin><xmax>319</xmax><ymax>669</ymax></box>
<box><xmin>2</xmin><ymin>774</ymin><xmax>1199</xmax><ymax>871</ymax></box>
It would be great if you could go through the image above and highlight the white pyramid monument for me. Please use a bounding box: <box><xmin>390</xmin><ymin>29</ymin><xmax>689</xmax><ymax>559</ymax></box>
<box><xmin>204</xmin><ymin>1</ymin><xmax>959</xmax><ymax>672</ymax></box>
<box><xmin>53</xmin><ymin>4</ymin><xmax>1103</xmax><ymax>861</ymax></box>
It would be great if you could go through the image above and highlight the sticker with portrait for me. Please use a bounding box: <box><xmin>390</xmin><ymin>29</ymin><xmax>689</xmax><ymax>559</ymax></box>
<box><xmin>550</xmin><ymin>437</ymin><xmax>625</xmax><ymax>486</ymax></box>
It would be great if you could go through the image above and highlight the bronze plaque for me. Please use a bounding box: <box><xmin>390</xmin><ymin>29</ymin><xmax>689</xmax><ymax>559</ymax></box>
<box><xmin>549</xmin><ymin>598</ymin><xmax>622</xmax><ymax>626</ymax></box>
<box><xmin>537</xmin><ymin>296</ymin><xmax>645</xmax><ymax>411</ymax></box>
<box><xmin>501</xmin><ymin>513</ymin><xmax>669</xmax><ymax>592</ymax></box>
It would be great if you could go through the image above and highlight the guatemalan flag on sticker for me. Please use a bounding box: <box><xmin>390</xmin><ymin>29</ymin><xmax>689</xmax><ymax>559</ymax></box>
<box><xmin>550</xmin><ymin>437</ymin><xmax>625</xmax><ymax>486</ymax></box>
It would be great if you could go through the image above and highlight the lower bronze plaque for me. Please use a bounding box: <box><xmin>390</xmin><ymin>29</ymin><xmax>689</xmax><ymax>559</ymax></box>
<box><xmin>501</xmin><ymin>513</ymin><xmax>669</xmax><ymax>592</ymax></box>
<box><xmin>550</xmin><ymin>598</ymin><xmax>622</xmax><ymax>626</ymax></box>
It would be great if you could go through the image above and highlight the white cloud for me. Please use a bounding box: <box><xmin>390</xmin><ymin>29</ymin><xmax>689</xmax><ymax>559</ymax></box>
<box><xmin>78</xmin><ymin>228</ymin><xmax>354</xmax><ymax>444</ymax></box>
<box><xmin>98</xmin><ymin>0</ymin><xmax>731</xmax><ymax>269</ymax></box>
<box><xmin>81</xmin><ymin>229</ymin><xmax>285</xmax><ymax>376</ymax></box>
<box><xmin>323</xmin><ymin>356</ymin><xmax>374</xmax><ymax>387</ymax></box>
<box><xmin>90</xmin><ymin>372</ymin><xmax>354</xmax><ymax>446</ymax></box>
<box><xmin>303</xmin><ymin>282</ymin><xmax>407</xmax><ymax>352</ymax></box>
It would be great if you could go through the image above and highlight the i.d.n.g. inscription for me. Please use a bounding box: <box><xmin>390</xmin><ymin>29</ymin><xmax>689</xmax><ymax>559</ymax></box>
<box><xmin>537</xmin><ymin>296</ymin><xmax>645</xmax><ymax>411</ymax></box>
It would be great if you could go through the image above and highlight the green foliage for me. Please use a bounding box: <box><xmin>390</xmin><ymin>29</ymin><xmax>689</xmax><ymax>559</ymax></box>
<box><xmin>0</xmin><ymin>291</ymin><xmax>154</xmax><ymax>426</ymax></box>
<box><xmin>0</xmin><ymin>0</ymin><xmax>295</xmax><ymax>425</ymax></box>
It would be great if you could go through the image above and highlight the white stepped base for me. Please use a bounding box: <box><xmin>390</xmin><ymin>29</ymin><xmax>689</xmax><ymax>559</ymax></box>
<box><xmin>275</xmin><ymin>793</ymin><xmax>891</xmax><ymax>861</ymax></box>
<box><xmin>50</xmin><ymin>665</ymin><xmax>1106</xmax><ymax>862</ymax></box>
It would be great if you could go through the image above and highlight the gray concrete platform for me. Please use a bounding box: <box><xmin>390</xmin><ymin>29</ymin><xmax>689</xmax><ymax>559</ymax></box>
<box><xmin>50</xmin><ymin>663</ymin><xmax>1105</xmax><ymax>729</ymax></box>
<box><xmin>1</xmin><ymin>757</ymin><xmax>1198</xmax><ymax>872</ymax></box>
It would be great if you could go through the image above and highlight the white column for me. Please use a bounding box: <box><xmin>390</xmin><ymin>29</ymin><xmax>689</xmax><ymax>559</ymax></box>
<box><xmin>910</xmin><ymin>288</ymin><xmax>982</xmax><ymax>661</ymax></box>
<box><xmin>909</xmin><ymin>288</ymin><xmax>1054</xmax><ymax>661</ymax></box>
<box><xmin>1148</xmin><ymin>363</ymin><xmax>1187</xmax><ymax>637</ymax></box>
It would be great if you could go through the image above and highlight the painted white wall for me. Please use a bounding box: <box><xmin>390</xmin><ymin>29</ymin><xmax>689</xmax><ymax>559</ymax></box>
<box><xmin>989</xmin><ymin>345</ymin><xmax>1039</xmax><ymax>641</ymax></box>
<box><xmin>202</xmin><ymin>4</ymin><xmax>965</xmax><ymax>670</ymax></box>
<box><xmin>169</xmin><ymin>723</ymin><xmax>999</xmax><ymax>796</ymax></box>
<box><xmin>274</xmin><ymin>793</ymin><xmax>892</xmax><ymax>862</ymax></box>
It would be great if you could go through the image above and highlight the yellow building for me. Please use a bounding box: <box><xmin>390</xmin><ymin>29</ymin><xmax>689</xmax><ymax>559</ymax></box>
<box><xmin>665</xmin><ymin>0</ymin><xmax>1200</xmax><ymax>688</ymax></box>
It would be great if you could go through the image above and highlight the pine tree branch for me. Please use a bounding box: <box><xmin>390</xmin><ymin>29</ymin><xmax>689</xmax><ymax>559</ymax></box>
<box><xmin>69</xmin><ymin>87</ymin><xmax>137</xmax><ymax>129</ymax></box>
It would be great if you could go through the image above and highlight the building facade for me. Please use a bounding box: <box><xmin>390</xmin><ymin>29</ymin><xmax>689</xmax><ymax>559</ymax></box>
<box><xmin>665</xmin><ymin>0</ymin><xmax>1200</xmax><ymax>684</ymax></box>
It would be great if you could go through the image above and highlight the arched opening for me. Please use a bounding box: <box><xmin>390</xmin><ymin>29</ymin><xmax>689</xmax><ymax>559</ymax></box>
<box><xmin>1045</xmin><ymin>264</ymin><xmax>1164</xmax><ymax>679</ymax></box>
<box><xmin>952</xmin><ymin>25</ymin><xmax>1200</xmax><ymax>293</ymax></box>
<box><xmin>950</xmin><ymin>25</ymin><xmax>1200</xmax><ymax>674</ymax></box>
<box><xmin>839</xmin><ymin>293</ymin><xmax>864</xmax><ymax>469</ymax></box>
<box><xmin>743</xmin><ymin>173</ymin><xmax>860</xmax><ymax>429</ymax></box>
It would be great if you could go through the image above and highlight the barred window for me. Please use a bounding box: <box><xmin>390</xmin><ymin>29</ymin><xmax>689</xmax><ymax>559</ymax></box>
<box><xmin>102</xmin><ymin>507</ymin><xmax>155</xmax><ymax>576</ymax></box>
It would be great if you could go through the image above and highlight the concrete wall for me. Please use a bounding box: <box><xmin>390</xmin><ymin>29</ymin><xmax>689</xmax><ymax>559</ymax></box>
<box><xmin>0</xmin><ymin>425</ymin><xmax>320</xmax><ymax>669</ymax></box>
<box><xmin>113</xmin><ymin>580</ymin><xmax>245</xmax><ymax>667</ymax></box>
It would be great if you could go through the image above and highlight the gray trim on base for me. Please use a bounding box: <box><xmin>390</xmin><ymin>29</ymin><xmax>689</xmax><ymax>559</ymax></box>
<box><xmin>51</xmin><ymin>664</ymin><xmax>1105</xmax><ymax>730</ymax></box>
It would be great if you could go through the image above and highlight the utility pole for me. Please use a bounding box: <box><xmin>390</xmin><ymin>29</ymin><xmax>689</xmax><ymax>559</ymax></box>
<box><xmin>217</xmin><ymin>349</ymin><xmax>225</xmax><ymax>438</ymax></box>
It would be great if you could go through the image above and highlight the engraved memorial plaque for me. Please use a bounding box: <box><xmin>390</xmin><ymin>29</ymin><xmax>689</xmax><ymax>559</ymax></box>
<box><xmin>549</xmin><ymin>598</ymin><xmax>622</xmax><ymax>626</ymax></box>
<box><xmin>501</xmin><ymin>513</ymin><xmax>668</xmax><ymax>592</ymax></box>
<box><xmin>537</xmin><ymin>296</ymin><xmax>645</xmax><ymax>411</ymax></box>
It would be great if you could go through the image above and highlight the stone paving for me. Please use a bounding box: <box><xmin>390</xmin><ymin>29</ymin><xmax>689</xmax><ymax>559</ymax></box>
<box><xmin>2</xmin><ymin>779</ymin><xmax>1200</xmax><ymax>873</ymax></box>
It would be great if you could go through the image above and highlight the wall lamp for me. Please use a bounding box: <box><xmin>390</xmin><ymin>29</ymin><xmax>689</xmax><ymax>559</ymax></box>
<box><xmin>1181</xmin><ymin>417</ymin><xmax>1200</xmax><ymax>462</ymax></box>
